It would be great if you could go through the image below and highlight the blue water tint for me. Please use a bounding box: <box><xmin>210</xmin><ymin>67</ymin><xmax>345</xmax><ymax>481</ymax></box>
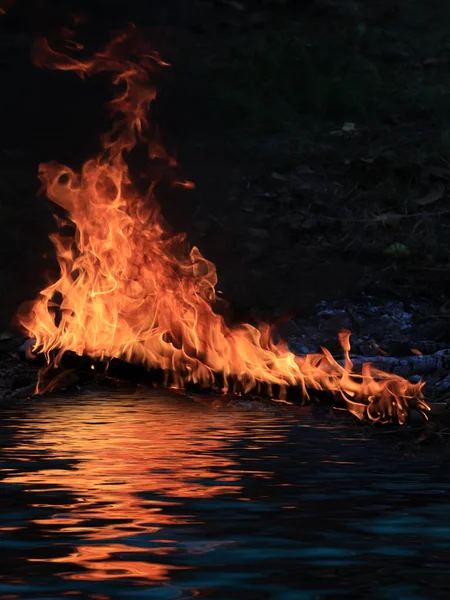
<box><xmin>1</xmin><ymin>392</ymin><xmax>450</xmax><ymax>599</ymax></box>
<box><xmin>420</xmin><ymin>526</ymin><xmax>450</xmax><ymax>539</ymax></box>
<box><xmin>307</xmin><ymin>559</ymin><xmax>362</xmax><ymax>567</ymax></box>
<box><xmin>370</xmin><ymin>546</ymin><xmax>417</xmax><ymax>557</ymax></box>
<box><xmin>296</xmin><ymin>547</ymin><xmax>356</xmax><ymax>557</ymax></box>
<box><xmin>126</xmin><ymin>587</ymin><xmax>187</xmax><ymax>599</ymax></box>
<box><xmin>358</xmin><ymin>524</ymin><xmax>425</xmax><ymax>535</ymax></box>
<box><xmin>429</xmin><ymin>542</ymin><xmax>450</xmax><ymax>550</ymax></box>
<box><xmin>270</xmin><ymin>592</ymin><xmax>349</xmax><ymax>600</ymax></box>
<box><xmin>416</xmin><ymin>504</ymin><xmax>450</xmax><ymax>514</ymax></box>
<box><xmin>379</xmin><ymin>584</ymin><xmax>431</xmax><ymax>600</ymax></box>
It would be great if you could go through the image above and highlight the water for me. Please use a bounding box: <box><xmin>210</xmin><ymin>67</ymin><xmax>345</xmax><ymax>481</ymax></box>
<box><xmin>1</xmin><ymin>389</ymin><xmax>450</xmax><ymax>599</ymax></box>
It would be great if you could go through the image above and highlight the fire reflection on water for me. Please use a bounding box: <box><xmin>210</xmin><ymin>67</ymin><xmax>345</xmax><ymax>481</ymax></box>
<box><xmin>0</xmin><ymin>392</ymin><xmax>285</xmax><ymax>583</ymax></box>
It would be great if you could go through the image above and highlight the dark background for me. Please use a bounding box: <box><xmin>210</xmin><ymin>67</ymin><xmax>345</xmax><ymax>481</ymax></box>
<box><xmin>1</xmin><ymin>0</ymin><xmax>450</xmax><ymax>334</ymax></box>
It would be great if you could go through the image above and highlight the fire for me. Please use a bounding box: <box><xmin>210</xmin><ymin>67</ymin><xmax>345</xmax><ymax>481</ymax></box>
<box><xmin>17</xmin><ymin>27</ymin><xmax>429</xmax><ymax>424</ymax></box>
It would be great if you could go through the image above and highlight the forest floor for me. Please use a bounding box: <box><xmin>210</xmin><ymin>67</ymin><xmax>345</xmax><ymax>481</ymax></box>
<box><xmin>162</xmin><ymin>0</ymin><xmax>450</xmax><ymax>320</ymax></box>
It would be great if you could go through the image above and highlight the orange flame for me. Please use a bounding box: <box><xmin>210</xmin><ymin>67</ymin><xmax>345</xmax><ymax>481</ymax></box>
<box><xmin>17</xmin><ymin>27</ymin><xmax>429</xmax><ymax>424</ymax></box>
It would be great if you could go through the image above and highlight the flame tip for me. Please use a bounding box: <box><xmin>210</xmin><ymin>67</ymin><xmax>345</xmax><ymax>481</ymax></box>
<box><xmin>19</xmin><ymin>27</ymin><xmax>428</xmax><ymax>424</ymax></box>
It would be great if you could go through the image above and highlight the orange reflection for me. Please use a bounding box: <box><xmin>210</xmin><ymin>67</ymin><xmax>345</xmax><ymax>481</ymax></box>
<box><xmin>29</xmin><ymin>543</ymin><xmax>186</xmax><ymax>582</ymax></box>
<box><xmin>1</xmin><ymin>394</ymin><xmax>279</xmax><ymax>582</ymax></box>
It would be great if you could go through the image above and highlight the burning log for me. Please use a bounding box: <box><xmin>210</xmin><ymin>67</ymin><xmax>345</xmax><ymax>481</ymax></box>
<box><xmin>15</xmin><ymin>26</ymin><xmax>429</xmax><ymax>425</ymax></box>
<box><xmin>26</xmin><ymin>334</ymin><xmax>428</xmax><ymax>425</ymax></box>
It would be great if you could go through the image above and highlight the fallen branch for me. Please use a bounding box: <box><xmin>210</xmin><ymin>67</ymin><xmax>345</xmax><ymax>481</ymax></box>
<box><xmin>340</xmin><ymin>349</ymin><xmax>450</xmax><ymax>379</ymax></box>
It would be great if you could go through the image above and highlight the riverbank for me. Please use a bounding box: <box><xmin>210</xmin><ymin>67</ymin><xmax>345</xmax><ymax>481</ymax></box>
<box><xmin>1</xmin><ymin>308</ymin><xmax>450</xmax><ymax>449</ymax></box>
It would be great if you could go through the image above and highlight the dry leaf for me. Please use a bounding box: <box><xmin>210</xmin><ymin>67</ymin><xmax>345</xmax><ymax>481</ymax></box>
<box><xmin>423</xmin><ymin>57</ymin><xmax>440</xmax><ymax>66</ymax></box>
<box><xmin>384</xmin><ymin>243</ymin><xmax>410</xmax><ymax>257</ymax></box>
<box><xmin>330</xmin><ymin>122</ymin><xmax>359</xmax><ymax>136</ymax></box>
<box><xmin>415</xmin><ymin>183</ymin><xmax>445</xmax><ymax>206</ymax></box>
<box><xmin>342</xmin><ymin>122</ymin><xmax>356</xmax><ymax>132</ymax></box>
<box><xmin>374</xmin><ymin>213</ymin><xmax>403</xmax><ymax>225</ymax></box>
<box><xmin>423</xmin><ymin>57</ymin><xmax>450</xmax><ymax>67</ymax></box>
<box><xmin>220</xmin><ymin>0</ymin><xmax>246</xmax><ymax>10</ymax></box>
<box><xmin>271</xmin><ymin>172</ymin><xmax>287</xmax><ymax>181</ymax></box>
<box><xmin>255</xmin><ymin>192</ymin><xmax>278</xmax><ymax>198</ymax></box>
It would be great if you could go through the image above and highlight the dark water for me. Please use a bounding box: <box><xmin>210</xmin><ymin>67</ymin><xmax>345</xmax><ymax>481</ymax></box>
<box><xmin>1</xmin><ymin>391</ymin><xmax>450</xmax><ymax>599</ymax></box>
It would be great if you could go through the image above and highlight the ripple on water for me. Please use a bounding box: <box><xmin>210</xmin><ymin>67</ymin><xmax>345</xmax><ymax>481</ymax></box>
<box><xmin>0</xmin><ymin>390</ymin><xmax>449</xmax><ymax>599</ymax></box>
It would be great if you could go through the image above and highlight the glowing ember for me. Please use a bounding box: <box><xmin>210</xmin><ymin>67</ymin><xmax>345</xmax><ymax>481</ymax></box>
<box><xmin>17</xmin><ymin>27</ymin><xmax>429</xmax><ymax>423</ymax></box>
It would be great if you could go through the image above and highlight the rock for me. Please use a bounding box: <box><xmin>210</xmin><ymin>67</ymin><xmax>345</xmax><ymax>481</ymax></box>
<box><xmin>10</xmin><ymin>383</ymin><xmax>35</xmax><ymax>400</ymax></box>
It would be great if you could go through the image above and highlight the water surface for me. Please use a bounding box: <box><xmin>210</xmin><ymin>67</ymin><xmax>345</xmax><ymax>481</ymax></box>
<box><xmin>0</xmin><ymin>389</ymin><xmax>449</xmax><ymax>599</ymax></box>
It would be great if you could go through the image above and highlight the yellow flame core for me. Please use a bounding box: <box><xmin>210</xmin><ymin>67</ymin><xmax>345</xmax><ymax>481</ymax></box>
<box><xmin>18</xmin><ymin>28</ymin><xmax>429</xmax><ymax>423</ymax></box>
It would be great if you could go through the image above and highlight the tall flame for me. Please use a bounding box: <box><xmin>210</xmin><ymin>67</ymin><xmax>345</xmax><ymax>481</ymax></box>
<box><xmin>18</xmin><ymin>27</ymin><xmax>429</xmax><ymax>424</ymax></box>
